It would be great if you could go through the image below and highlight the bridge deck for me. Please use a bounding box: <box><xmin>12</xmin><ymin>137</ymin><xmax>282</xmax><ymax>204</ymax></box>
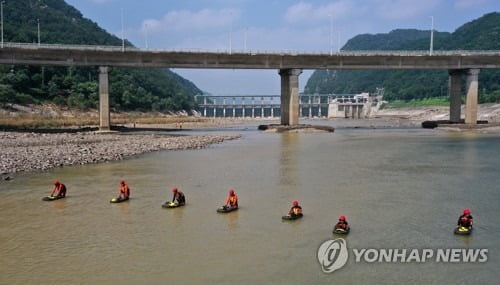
<box><xmin>0</xmin><ymin>43</ymin><xmax>499</xmax><ymax>70</ymax></box>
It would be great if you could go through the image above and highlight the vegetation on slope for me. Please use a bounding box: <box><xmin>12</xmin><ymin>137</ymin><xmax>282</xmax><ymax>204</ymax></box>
<box><xmin>0</xmin><ymin>0</ymin><xmax>201</xmax><ymax>111</ymax></box>
<box><xmin>305</xmin><ymin>12</ymin><xmax>500</xmax><ymax>104</ymax></box>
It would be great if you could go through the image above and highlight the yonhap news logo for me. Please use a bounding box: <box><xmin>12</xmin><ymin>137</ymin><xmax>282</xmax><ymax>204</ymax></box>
<box><xmin>317</xmin><ymin>238</ymin><xmax>488</xmax><ymax>274</ymax></box>
<box><xmin>317</xmin><ymin>238</ymin><xmax>349</xmax><ymax>273</ymax></box>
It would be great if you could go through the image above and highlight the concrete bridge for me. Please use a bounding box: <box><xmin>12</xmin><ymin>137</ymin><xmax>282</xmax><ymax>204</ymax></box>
<box><xmin>1</xmin><ymin>42</ymin><xmax>499</xmax><ymax>130</ymax></box>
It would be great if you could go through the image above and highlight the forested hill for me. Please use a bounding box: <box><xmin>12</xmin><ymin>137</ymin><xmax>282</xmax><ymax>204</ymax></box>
<box><xmin>304</xmin><ymin>12</ymin><xmax>500</xmax><ymax>103</ymax></box>
<box><xmin>0</xmin><ymin>0</ymin><xmax>201</xmax><ymax>111</ymax></box>
<box><xmin>341</xmin><ymin>29</ymin><xmax>449</xmax><ymax>51</ymax></box>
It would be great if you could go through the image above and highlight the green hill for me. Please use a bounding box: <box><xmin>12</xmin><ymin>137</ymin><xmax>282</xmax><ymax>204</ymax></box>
<box><xmin>304</xmin><ymin>12</ymin><xmax>500</xmax><ymax>103</ymax></box>
<box><xmin>0</xmin><ymin>0</ymin><xmax>201</xmax><ymax>111</ymax></box>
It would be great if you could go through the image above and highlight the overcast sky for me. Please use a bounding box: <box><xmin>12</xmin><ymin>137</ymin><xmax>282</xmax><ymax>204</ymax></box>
<box><xmin>65</xmin><ymin>0</ymin><xmax>499</xmax><ymax>95</ymax></box>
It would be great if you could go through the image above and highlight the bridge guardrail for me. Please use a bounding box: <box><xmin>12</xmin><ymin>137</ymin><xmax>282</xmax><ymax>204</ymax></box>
<box><xmin>3</xmin><ymin>42</ymin><xmax>500</xmax><ymax>56</ymax></box>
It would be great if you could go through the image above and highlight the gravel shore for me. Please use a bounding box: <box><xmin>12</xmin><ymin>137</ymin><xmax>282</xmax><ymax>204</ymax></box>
<box><xmin>0</xmin><ymin>132</ymin><xmax>240</xmax><ymax>176</ymax></box>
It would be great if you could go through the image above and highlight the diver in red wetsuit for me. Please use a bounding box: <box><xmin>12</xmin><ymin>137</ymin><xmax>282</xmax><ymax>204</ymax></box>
<box><xmin>119</xmin><ymin>180</ymin><xmax>130</xmax><ymax>200</ymax></box>
<box><xmin>335</xmin><ymin>216</ymin><xmax>350</xmax><ymax>230</ymax></box>
<box><xmin>288</xmin><ymin>200</ymin><xmax>302</xmax><ymax>217</ymax></box>
<box><xmin>50</xmin><ymin>180</ymin><xmax>66</xmax><ymax>197</ymax></box>
<box><xmin>457</xmin><ymin>209</ymin><xmax>473</xmax><ymax>228</ymax></box>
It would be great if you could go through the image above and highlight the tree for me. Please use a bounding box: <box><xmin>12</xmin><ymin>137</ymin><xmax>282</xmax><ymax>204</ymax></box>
<box><xmin>0</xmin><ymin>0</ymin><xmax>201</xmax><ymax>111</ymax></box>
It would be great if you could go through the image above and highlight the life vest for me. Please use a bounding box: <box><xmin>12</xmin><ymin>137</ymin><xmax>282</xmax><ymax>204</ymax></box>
<box><xmin>174</xmin><ymin>192</ymin><xmax>185</xmax><ymax>204</ymax></box>
<box><xmin>458</xmin><ymin>214</ymin><xmax>472</xmax><ymax>226</ymax></box>
<box><xmin>58</xmin><ymin>184</ymin><xmax>67</xmax><ymax>197</ymax></box>
<box><xmin>226</xmin><ymin>195</ymin><xmax>238</xmax><ymax>208</ymax></box>
<box><xmin>120</xmin><ymin>185</ymin><xmax>130</xmax><ymax>198</ymax></box>
<box><xmin>336</xmin><ymin>220</ymin><xmax>348</xmax><ymax>229</ymax></box>
<box><xmin>290</xmin><ymin>206</ymin><xmax>302</xmax><ymax>215</ymax></box>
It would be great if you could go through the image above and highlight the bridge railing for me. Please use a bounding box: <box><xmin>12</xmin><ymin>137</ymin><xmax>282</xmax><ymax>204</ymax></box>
<box><xmin>3</xmin><ymin>42</ymin><xmax>500</xmax><ymax>56</ymax></box>
<box><xmin>194</xmin><ymin>94</ymin><xmax>361</xmax><ymax>106</ymax></box>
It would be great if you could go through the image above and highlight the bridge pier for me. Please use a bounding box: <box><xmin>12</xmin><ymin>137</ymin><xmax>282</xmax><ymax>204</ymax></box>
<box><xmin>279</xmin><ymin>69</ymin><xmax>302</xmax><ymax>125</ymax></box>
<box><xmin>203</xmin><ymin>97</ymin><xmax>207</xmax><ymax>117</ymax></box>
<box><xmin>251</xmin><ymin>97</ymin><xmax>255</xmax><ymax>118</ymax></box>
<box><xmin>98</xmin><ymin>66</ymin><xmax>110</xmax><ymax>131</ymax></box>
<box><xmin>449</xmin><ymin>69</ymin><xmax>463</xmax><ymax>123</ymax></box>
<box><xmin>465</xmin><ymin>69</ymin><xmax>480</xmax><ymax>124</ymax></box>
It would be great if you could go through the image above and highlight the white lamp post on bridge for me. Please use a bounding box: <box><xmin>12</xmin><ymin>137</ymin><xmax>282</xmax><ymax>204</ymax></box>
<box><xmin>1</xmin><ymin>1</ymin><xmax>5</xmax><ymax>48</ymax></box>
<box><xmin>328</xmin><ymin>14</ymin><xmax>333</xmax><ymax>55</ymax></box>
<box><xmin>244</xmin><ymin>27</ymin><xmax>247</xmax><ymax>52</ymax></box>
<box><xmin>121</xmin><ymin>8</ymin><xmax>125</xmax><ymax>52</ymax></box>
<box><xmin>37</xmin><ymin>18</ymin><xmax>40</xmax><ymax>46</ymax></box>
<box><xmin>229</xmin><ymin>11</ymin><xmax>233</xmax><ymax>54</ymax></box>
<box><xmin>145</xmin><ymin>23</ymin><xmax>149</xmax><ymax>50</ymax></box>
<box><xmin>429</xmin><ymin>16</ymin><xmax>434</xmax><ymax>55</ymax></box>
<box><xmin>337</xmin><ymin>30</ymin><xmax>341</xmax><ymax>52</ymax></box>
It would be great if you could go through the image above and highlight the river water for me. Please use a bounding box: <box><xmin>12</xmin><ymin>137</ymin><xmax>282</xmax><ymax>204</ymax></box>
<box><xmin>1</xmin><ymin>121</ymin><xmax>499</xmax><ymax>284</ymax></box>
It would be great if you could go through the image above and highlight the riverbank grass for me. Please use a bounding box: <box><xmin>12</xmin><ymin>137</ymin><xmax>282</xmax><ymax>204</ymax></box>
<box><xmin>384</xmin><ymin>97</ymin><xmax>450</xmax><ymax>109</ymax></box>
<box><xmin>0</xmin><ymin>114</ymin><xmax>208</xmax><ymax>129</ymax></box>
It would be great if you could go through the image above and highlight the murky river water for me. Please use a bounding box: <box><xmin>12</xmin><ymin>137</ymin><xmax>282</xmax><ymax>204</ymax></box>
<box><xmin>1</xmin><ymin>122</ymin><xmax>500</xmax><ymax>284</ymax></box>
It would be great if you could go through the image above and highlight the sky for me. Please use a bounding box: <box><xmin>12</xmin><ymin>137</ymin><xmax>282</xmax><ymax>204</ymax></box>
<box><xmin>64</xmin><ymin>0</ymin><xmax>499</xmax><ymax>95</ymax></box>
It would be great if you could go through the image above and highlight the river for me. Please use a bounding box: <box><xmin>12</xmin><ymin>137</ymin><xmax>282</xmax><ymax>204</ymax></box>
<box><xmin>1</xmin><ymin>121</ymin><xmax>499</xmax><ymax>284</ymax></box>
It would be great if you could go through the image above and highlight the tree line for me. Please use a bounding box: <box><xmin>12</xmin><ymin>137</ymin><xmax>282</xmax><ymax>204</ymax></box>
<box><xmin>0</xmin><ymin>0</ymin><xmax>200</xmax><ymax>111</ymax></box>
<box><xmin>305</xmin><ymin>12</ymin><xmax>500</xmax><ymax>103</ymax></box>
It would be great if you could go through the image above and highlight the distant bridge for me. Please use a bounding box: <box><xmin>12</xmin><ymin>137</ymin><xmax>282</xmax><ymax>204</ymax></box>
<box><xmin>1</xmin><ymin>43</ymin><xmax>499</xmax><ymax>129</ymax></box>
<box><xmin>195</xmin><ymin>94</ymin><xmax>343</xmax><ymax>118</ymax></box>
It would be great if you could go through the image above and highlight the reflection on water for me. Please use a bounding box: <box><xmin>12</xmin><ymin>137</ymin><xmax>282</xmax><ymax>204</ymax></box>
<box><xmin>279</xmin><ymin>133</ymin><xmax>300</xmax><ymax>187</ymax></box>
<box><xmin>1</xmin><ymin>129</ymin><xmax>500</xmax><ymax>284</ymax></box>
<box><xmin>226</xmin><ymin>210</ymin><xmax>240</xmax><ymax>231</ymax></box>
<box><xmin>52</xmin><ymin>199</ymin><xmax>66</xmax><ymax>210</ymax></box>
<box><xmin>456</xmin><ymin>234</ymin><xmax>472</xmax><ymax>248</ymax></box>
<box><xmin>118</xmin><ymin>200</ymin><xmax>130</xmax><ymax>216</ymax></box>
<box><xmin>165</xmin><ymin>205</ymin><xmax>185</xmax><ymax>230</ymax></box>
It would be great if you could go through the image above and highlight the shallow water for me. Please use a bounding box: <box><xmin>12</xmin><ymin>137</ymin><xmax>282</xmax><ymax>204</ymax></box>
<box><xmin>1</xmin><ymin>124</ymin><xmax>499</xmax><ymax>284</ymax></box>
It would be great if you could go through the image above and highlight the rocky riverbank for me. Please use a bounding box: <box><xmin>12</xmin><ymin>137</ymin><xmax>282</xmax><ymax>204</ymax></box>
<box><xmin>0</xmin><ymin>132</ymin><xmax>240</xmax><ymax>177</ymax></box>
